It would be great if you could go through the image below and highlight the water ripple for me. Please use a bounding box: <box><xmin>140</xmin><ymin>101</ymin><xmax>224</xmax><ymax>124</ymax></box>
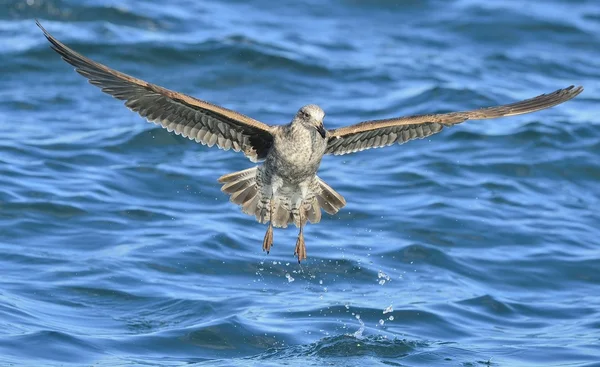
<box><xmin>1</xmin><ymin>0</ymin><xmax>599</xmax><ymax>366</ymax></box>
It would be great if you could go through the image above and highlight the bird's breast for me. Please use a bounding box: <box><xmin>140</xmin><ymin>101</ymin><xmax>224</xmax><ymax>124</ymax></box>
<box><xmin>266</xmin><ymin>128</ymin><xmax>326</xmax><ymax>184</ymax></box>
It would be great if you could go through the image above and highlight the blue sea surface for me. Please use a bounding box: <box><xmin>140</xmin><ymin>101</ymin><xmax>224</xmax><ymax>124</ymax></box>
<box><xmin>1</xmin><ymin>0</ymin><xmax>599</xmax><ymax>366</ymax></box>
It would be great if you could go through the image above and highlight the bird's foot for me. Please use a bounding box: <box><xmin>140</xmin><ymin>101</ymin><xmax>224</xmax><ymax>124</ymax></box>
<box><xmin>262</xmin><ymin>224</ymin><xmax>273</xmax><ymax>254</ymax></box>
<box><xmin>294</xmin><ymin>232</ymin><xmax>306</xmax><ymax>263</ymax></box>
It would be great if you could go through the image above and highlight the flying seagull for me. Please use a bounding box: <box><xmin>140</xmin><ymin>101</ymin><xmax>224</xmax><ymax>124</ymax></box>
<box><xmin>37</xmin><ymin>21</ymin><xmax>583</xmax><ymax>262</ymax></box>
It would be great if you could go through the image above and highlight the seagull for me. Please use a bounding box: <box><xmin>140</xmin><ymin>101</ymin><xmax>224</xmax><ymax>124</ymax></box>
<box><xmin>37</xmin><ymin>21</ymin><xmax>583</xmax><ymax>262</ymax></box>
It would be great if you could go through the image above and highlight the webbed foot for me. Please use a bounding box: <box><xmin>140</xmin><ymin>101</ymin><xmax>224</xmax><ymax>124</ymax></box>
<box><xmin>262</xmin><ymin>224</ymin><xmax>273</xmax><ymax>254</ymax></box>
<box><xmin>294</xmin><ymin>231</ymin><xmax>306</xmax><ymax>263</ymax></box>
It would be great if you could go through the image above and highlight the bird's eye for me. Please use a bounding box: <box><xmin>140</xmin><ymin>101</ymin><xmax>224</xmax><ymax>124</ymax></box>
<box><xmin>301</xmin><ymin>111</ymin><xmax>309</xmax><ymax>119</ymax></box>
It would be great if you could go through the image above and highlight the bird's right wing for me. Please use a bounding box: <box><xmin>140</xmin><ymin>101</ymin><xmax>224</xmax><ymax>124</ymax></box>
<box><xmin>38</xmin><ymin>20</ymin><xmax>274</xmax><ymax>162</ymax></box>
<box><xmin>326</xmin><ymin>85</ymin><xmax>583</xmax><ymax>156</ymax></box>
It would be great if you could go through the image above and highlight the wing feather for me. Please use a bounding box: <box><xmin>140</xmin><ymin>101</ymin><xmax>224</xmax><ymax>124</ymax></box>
<box><xmin>326</xmin><ymin>86</ymin><xmax>583</xmax><ymax>155</ymax></box>
<box><xmin>37</xmin><ymin>20</ymin><xmax>274</xmax><ymax>162</ymax></box>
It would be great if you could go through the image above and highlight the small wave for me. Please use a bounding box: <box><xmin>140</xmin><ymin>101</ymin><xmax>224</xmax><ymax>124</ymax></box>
<box><xmin>1</xmin><ymin>200</ymin><xmax>87</xmax><ymax>218</ymax></box>
<box><xmin>0</xmin><ymin>329</ymin><xmax>102</xmax><ymax>364</ymax></box>
<box><xmin>4</xmin><ymin>0</ymin><xmax>161</xmax><ymax>29</ymax></box>
<box><xmin>262</xmin><ymin>334</ymin><xmax>427</xmax><ymax>359</ymax></box>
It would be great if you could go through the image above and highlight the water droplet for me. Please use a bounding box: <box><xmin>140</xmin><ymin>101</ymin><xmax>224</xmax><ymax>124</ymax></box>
<box><xmin>388</xmin><ymin>316</ymin><xmax>394</xmax><ymax>321</ymax></box>
<box><xmin>353</xmin><ymin>314</ymin><xmax>365</xmax><ymax>339</ymax></box>
<box><xmin>383</xmin><ymin>305</ymin><xmax>393</xmax><ymax>314</ymax></box>
<box><xmin>377</xmin><ymin>270</ymin><xmax>391</xmax><ymax>285</ymax></box>
<box><xmin>285</xmin><ymin>273</ymin><xmax>295</xmax><ymax>283</ymax></box>
<box><xmin>378</xmin><ymin>319</ymin><xmax>385</xmax><ymax>326</ymax></box>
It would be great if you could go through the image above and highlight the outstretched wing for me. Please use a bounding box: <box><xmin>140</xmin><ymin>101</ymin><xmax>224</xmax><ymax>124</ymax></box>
<box><xmin>38</xmin><ymin>20</ymin><xmax>274</xmax><ymax>162</ymax></box>
<box><xmin>326</xmin><ymin>85</ymin><xmax>583</xmax><ymax>156</ymax></box>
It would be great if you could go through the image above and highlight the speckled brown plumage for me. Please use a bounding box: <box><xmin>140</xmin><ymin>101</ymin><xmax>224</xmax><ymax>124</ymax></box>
<box><xmin>38</xmin><ymin>20</ymin><xmax>583</xmax><ymax>262</ymax></box>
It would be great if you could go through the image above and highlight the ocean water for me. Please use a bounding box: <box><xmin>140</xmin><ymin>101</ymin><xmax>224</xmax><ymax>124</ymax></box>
<box><xmin>1</xmin><ymin>0</ymin><xmax>599</xmax><ymax>366</ymax></box>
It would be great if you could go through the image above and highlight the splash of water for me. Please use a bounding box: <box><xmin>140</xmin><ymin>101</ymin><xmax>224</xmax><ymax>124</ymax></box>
<box><xmin>377</xmin><ymin>270</ymin><xmax>391</xmax><ymax>285</ymax></box>
<box><xmin>352</xmin><ymin>314</ymin><xmax>365</xmax><ymax>339</ymax></box>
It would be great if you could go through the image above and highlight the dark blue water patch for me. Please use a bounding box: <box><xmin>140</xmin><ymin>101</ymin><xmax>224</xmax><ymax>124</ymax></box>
<box><xmin>268</xmin><ymin>334</ymin><xmax>426</xmax><ymax>359</ymax></box>
<box><xmin>208</xmin><ymin>336</ymin><xmax>490</xmax><ymax>367</ymax></box>
<box><xmin>0</xmin><ymin>329</ymin><xmax>104</xmax><ymax>364</ymax></box>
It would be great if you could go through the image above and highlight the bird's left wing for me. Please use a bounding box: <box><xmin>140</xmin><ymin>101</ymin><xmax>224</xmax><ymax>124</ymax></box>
<box><xmin>326</xmin><ymin>85</ymin><xmax>583</xmax><ymax>156</ymax></box>
<box><xmin>38</xmin><ymin>21</ymin><xmax>274</xmax><ymax>162</ymax></box>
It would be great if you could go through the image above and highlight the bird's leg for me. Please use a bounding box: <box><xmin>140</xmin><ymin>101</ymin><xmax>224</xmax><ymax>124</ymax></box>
<box><xmin>294</xmin><ymin>209</ymin><xmax>307</xmax><ymax>263</ymax></box>
<box><xmin>262</xmin><ymin>199</ymin><xmax>274</xmax><ymax>254</ymax></box>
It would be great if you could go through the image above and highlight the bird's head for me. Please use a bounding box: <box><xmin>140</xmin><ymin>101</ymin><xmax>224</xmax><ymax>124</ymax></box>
<box><xmin>294</xmin><ymin>104</ymin><xmax>326</xmax><ymax>138</ymax></box>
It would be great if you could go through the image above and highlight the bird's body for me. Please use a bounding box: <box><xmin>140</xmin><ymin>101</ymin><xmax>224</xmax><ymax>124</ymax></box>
<box><xmin>268</xmin><ymin>115</ymin><xmax>328</xmax><ymax>187</ymax></box>
<box><xmin>218</xmin><ymin>105</ymin><xmax>343</xmax><ymax>258</ymax></box>
<box><xmin>221</xmin><ymin>113</ymin><xmax>333</xmax><ymax>224</ymax></box>
<box><xmin>37</xmin><ymin>20</ymin><xmax>583</xmax><ymax>262</ymax></box>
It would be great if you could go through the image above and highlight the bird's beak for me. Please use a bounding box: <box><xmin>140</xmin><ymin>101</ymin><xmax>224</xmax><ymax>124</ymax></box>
<box><xmin>316</xmin><ymin>124</ymin><xmax>326</xmax><ymax>139</ymax></box>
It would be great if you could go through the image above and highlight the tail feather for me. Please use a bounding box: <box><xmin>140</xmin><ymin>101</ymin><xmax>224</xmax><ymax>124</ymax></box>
<box><xmin>305</xmin><ymin>197</ymin><xmax>322</xmax><ymax>224</ymax></box>
<box><xmin>222</xmin><ymin>179</ymin><xmax>253</xmax><ymax>195</ymax></box>
<box><xmin>273</xmin><ymin>201</ymin><xmax>290</xmax><ymax>227</ymax></box>
<box><xmin>218</xmin><ymin>167</ymin><xmax>257</xmax><ymax>184</ymax></box>
<box><xmin>219</xmin><ymin>166</ymin><xmax>262</xmax><ymax>214</ymax></box>
<box><xmin>296</xmin><ymin>178</ymin><xmax>345</xmax><ymax>225</ymax></box>
<box><xmin>242</xmin><ymin>193</ymin><xmax>260</xmax><ymax>216</ymax></box>
<box><xmin>219</xmin><ymin>168</ymin><xmax>345</xmax><ymax>228</ymax></box>
<box><xmin>230</xmin><ymin>184</ymin><xmax>256</xmax><ymax>205</ymax></box>
<box><xmin>257</xmin><ymin>200</ymin><xmax>270</xmax><ymax>224</ymax></box>
<box><xmin>316</xmin><ymin>177</ymin><xmax>346</xmax><ymax>215</ymax></box>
